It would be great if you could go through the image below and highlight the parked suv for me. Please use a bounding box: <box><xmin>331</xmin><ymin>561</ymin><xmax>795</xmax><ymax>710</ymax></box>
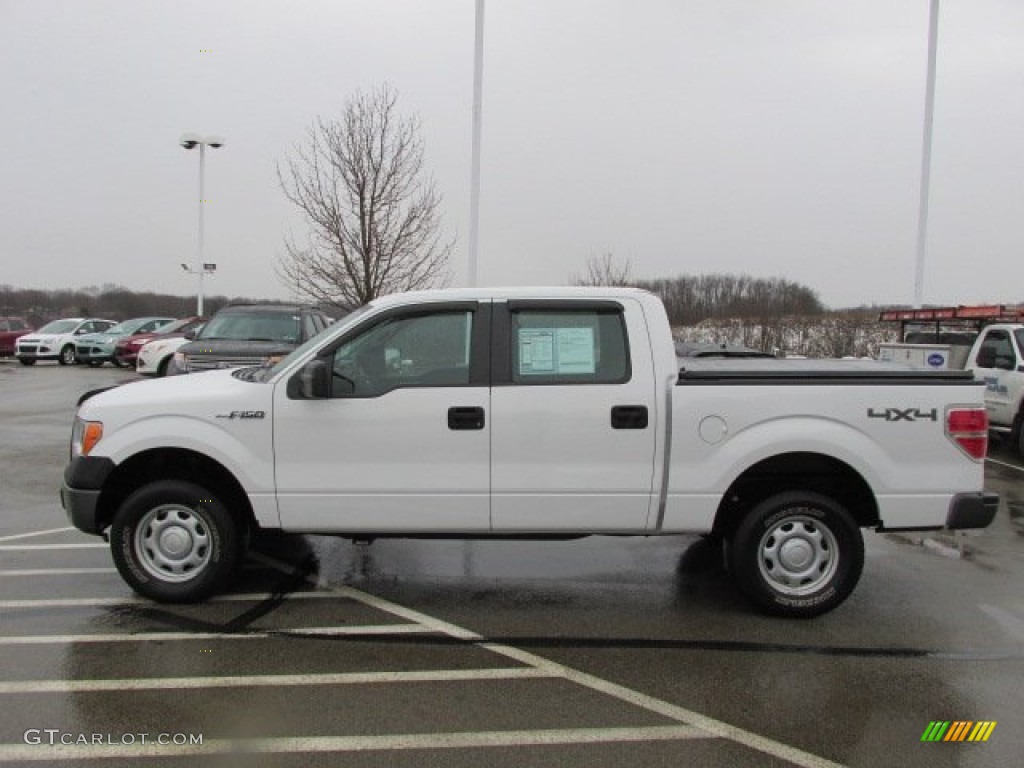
<box><xmin>171</xmin><ymin>304</ymin><xmax>331</xmax><ymax>374</ymax></box>
<box><xmin>74</xmin><ymin>317</ymin><xmax>175</xmax><ymax>367</ymax></box>
<box><xmin>0</xmin><ymin>317</ymin><xmax>34</xmax><ymax>357</ymax></box>
<box><xmin>16</xmin><ymin>318</ymin><xmax>117</xmax><ymax>365</ymax></box>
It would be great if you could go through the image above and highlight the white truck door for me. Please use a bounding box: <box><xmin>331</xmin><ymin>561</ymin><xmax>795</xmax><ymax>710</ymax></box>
<box><xmin>273</xmin><ymin>303</ymin><xmax>491</xmax><ymax>532</ymax></box>
<box><xmin>489</xmin><ymin>299</ymin><xmax>658</xmax><ymax>531</ymax></box>
<box><xmin>973</xmin><ymin>327</ymin><xmax>1020</xmax><ymax>427</ymax></box>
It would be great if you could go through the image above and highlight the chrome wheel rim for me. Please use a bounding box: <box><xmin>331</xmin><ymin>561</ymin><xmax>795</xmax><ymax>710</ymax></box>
<box><xmin>60</xmin><ymin>347</ymin><xmax>75</xmax><ymax>364</ymax></box>
<box><xmin>134</xmin><ymin>504</ymin><xmax>211</xmax><ymax>583</ymax></box>
<box><xmin>757</xmin><ymin>513</ymin><xmax>838</xmax><ymax>596</ymax></box>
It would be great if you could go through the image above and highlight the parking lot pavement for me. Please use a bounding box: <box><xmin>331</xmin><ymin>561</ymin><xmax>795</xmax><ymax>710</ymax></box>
<box><xmin>0</xmin><ymin>525</ymin><xmax>845</xmax><ymax>767</ymax></box>
<box><xmin>2</xmin><ymin>362</ymin><xmax>1023</xmax><ymax>767</ymax></box>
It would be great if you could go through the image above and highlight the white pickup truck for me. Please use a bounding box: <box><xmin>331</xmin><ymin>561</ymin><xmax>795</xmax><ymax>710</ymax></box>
<box><xmin>62</xmin><ymin>288</ymin><xmax>998</xmax><ymax>618</ymax></box>
<box><xmin>880</xmin><ymin>309</ymin><xmax>1024</xmax><ymax>456</ymax></box>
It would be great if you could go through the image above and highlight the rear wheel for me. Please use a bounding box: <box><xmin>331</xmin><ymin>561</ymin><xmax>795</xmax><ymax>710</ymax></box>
<box><xmin>110</xmin><ymin>480</ymin><xmax>243</xmax><ymax>603</ymax></box>
<box><xmin>58</xmin><ymin>345</ymin><xmax>76</xmax><ymax>366</ymax></box>
<box><xmin>18</xmin><ymin>358</ymin><xmax>35</xmax><ymax>366</ymax></box>
<box><xmin>729</xmin><ymin>491</ymin><xmax>863</xmax><ymax>618</ymax></box>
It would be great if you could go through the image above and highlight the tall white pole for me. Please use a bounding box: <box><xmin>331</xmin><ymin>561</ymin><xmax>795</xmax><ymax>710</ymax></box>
<box><xmin>468</xmin><ymin>0</ymin><xmax>485</xmax><ymax>287</ymax></box>
<box><xmin>197</xmin><ymin>143</ymin><xmax>206</xmax><ymax>316</ymax></box>
<box><xmin>914</xmin><ymin>0</ymin><xmax>940</xmax><ymax>308</ymax></box>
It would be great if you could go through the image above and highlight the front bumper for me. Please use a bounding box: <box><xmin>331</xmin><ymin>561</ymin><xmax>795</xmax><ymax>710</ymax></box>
<box><xmin>60</xmin><ymin>456</ymin><xmax>115</xmax><ymax>534</ymax></box>
<box><xmin>75</xmin><ymin>345</ymin><xmax>115</xmax><ymax>363</ymax></box>
<box><xmin>945</xmin><ymin>492</ymin><xmax>1000</xmax><ymax>530</ymax></box>
<box><xmin>16</xmin><ymin>344</ymin><xmax>56</xmax><ymax>359</ymax></box>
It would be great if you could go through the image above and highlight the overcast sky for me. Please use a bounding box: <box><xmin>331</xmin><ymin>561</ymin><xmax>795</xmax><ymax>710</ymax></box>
<box><xmin>2</xmin><ymin>0</ymin><xmax>1022</xmax><ymax>309</ymax></box>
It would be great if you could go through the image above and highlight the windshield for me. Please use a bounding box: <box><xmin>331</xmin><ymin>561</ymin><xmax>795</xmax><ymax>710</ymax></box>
<box><xmin>156</xmin><ymin>317</ymin><xmax>200</xmax><ymax>335</ymax></box>
<box><xmin>38</xmin><ymin>320</ymin><xmax>79</xmax><ymax>334</ymax></box>
<box><xmin>267</xmin><ymin>305</ymin><xmax>368</xmax><ymax>378</ymax></box>
<box><xmin>199</xmin><ymin>312</ymin><xmax>301</xmax><ymax>343</ymax></box>
<box><xmin>107</xmin><ymin>318</ymin><xmax>167</xmax><ymax>336</ymax></box>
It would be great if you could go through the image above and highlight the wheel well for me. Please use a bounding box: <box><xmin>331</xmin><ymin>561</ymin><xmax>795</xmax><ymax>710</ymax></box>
<box><xmin>96</xmin><ymin>448</ymin><xmax>255</xmax><ymax>533</ymax></box>
<box><xmin>712</xmin><ymin>452</ymin><xmax>878</xmax><ymax>539</ymax></box>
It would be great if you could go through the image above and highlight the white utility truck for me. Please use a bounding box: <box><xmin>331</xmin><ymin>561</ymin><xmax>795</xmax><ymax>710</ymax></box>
<box><xmin>63</xmin><ymin>288</ymin><xmax>997</xmax><ymax>618</ymax></box>
<box><xmin>880</xmin><ymin>305</ymin><xmax>1024</xmax><ymax>456</ymax></box>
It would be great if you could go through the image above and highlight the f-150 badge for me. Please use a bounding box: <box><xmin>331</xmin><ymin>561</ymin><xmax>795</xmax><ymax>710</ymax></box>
<box><xmin>215</xmin><ymin>410</ymin><xmax>266</xmax><ymax>419</ymax></box>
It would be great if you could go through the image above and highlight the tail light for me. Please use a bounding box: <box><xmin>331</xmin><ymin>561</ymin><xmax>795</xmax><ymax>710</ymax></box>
<box><xmin>946</xmin><ymin>408</ymin><xmax>988</xmax><ymax>460</ymax></box>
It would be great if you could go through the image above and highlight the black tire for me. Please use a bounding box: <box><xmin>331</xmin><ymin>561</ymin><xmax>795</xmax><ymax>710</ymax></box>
<box><xmin>110</xmin><ymin>480</ymin><xmax>242</xmax><ymax>603</ymax></box>
<box><xmin>729</xmin><ymin>491</ymin><xmax>864</xmax><ymax>618</ymax></box>
<box><xmin>156</xmin><ymin>357</ymin><xmax>170</xmax><ymax>377</ymax></box>
<box><xmin>58</xmin><ymin>345</ymin><xmax>76</xmax><ymax>366</ymax></box>
<box><xmin>18</xmin><ymin>357</ymin><xmax>35</xmax><ymax>366</ymax></box>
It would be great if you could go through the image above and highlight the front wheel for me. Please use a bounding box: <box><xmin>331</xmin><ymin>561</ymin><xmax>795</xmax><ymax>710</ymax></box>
<box><xmin>110</xmin><ymin>480</ymin><xmax>243</xmax><ymax>602</ymax></box>
<box><xmin>729</xmin><ymin>491</ymin><xmax>864</xmax><ymax>618</ymax></box>
<box><xmin>18</xmin><ymin>357</ymin><xmax>35</xmax><ymax>366</ymax></box>
<box><xmin>58</xmin><ymin>345</ymin><xmax>76</xmax><ymax>365</ymax></box>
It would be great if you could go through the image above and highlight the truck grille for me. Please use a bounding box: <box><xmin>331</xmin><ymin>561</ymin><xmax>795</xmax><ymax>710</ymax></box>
<box><xmin>185</xmin><ymin>356</ymin><xmax>262</xmax><ymax>372</ymax></box>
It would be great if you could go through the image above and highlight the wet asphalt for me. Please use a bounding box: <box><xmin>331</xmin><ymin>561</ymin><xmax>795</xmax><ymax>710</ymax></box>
<box><xmin>1</xmin><ymin>358</ymin><xmax>1022</xmax><ymax>767</ymax></box>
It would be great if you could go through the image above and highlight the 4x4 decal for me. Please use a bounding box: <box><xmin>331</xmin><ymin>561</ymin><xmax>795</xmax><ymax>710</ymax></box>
<box><xmin>867</xmin><ymin>408</ymin><xmax>938</xmax><ymax>422</ymax></box>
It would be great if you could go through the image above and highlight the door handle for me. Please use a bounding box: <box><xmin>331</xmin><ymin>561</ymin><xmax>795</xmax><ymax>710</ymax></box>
<box><xmin>611</xmin><ymin>405</ymin><xmax>648</xmax><ymax>429</ymax></box>
<box><xmin>448</xmin><ymin>406</ymin><xmax>485</xmax><ymax>431</ymax></box>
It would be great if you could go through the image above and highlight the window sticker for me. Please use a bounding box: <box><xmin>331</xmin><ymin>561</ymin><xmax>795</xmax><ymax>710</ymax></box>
<box><xmin>518</xmin><ymin>327</ymin><xmax>595</xmax><ymax>375</ymax></box>
<box><xmin>554</xmin><ymin>327</ymin><xmax>595</xmax><ymax>373</ymax></box>
<box><xmin>519</xmin><ymin>329</ymin><xmax>555</xmax><ymax>373</ymax></box>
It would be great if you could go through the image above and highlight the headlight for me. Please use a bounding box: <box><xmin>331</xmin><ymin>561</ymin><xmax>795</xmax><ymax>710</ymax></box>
<box><xmin>71</xmin><ymin>417</ymin><xmax>104</xmax><ymax>458</ymax></box>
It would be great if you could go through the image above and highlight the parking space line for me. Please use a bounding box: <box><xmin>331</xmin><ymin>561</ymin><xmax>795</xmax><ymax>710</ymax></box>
<box><xmin>339</xmin><ymin>585</ymin><xmax>843</xmax><ymax>768</ymax></box>
<box><xmin>250</xmin><ymin>555</ymin><xmax>843</xmax><ymax>768</ymax></box>
<box><xmin>986</xmin><ymin>457</ymin><xmax>1024</xmax><ymax>474</ymax></box>
<box><xmin>0</xmin><ymin>543</ymin><xmax>107</xmax><ymax>551</ymax></box>
<box><xmin>0</xmin><ymin>527</ymin><xmax>75</xmax><ymax>543</ymax></box>
<box><xmin>0</xmin><ymin>726</ymin><xmax>708</xmax><ymax>762</ymax></box>
<box><xmin>0</xmin><ymin>624</ymin><xmax>432</xmax><ymax>645</ymax></box>
<box><xmin>0</xmin><ymin>591</ymin><xmax>343</xmax><ymax>609</ymax></box>
<box><xmin>0</xmin><ymin>568</ymin><xmax>117</xmax><ymax>577</ymax></box>
<box><xmin>0</xmin><ymin>666</ymin><xmax>550</xmax><ymax>694</ymax></box>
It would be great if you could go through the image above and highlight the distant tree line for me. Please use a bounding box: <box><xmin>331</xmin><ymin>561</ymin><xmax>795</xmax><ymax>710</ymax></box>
<box><xmin>572</xmin><ymin>254</ymin><xmax>824</xmax><ymax>326</ymax></box>
<box><xmin>636</xmin><ymin>274</ymin><xmax>824</xmax><ymax>326</ymax></box>
<box><xmin>0</xmin><ymin>284</ymin><xmax>325</xmax><ymax>327</ymax></box>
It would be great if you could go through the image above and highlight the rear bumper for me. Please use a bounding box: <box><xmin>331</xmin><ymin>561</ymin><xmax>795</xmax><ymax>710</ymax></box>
<box><xmin>945</xmin><ymin>492</ymin><xmax>1000</xmax><ymax>530</ymax></box>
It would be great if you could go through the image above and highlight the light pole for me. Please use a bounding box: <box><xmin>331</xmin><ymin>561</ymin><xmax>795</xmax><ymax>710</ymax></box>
<box><xmin>180</xmin><ymin>133</ymin><xmax>225</xmax><ymax>316</ymax></box>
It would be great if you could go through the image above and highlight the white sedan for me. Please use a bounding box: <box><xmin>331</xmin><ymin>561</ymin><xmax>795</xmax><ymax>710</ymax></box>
<box><xmin>136</xmin><ymin>335</ymin><xmax>192</xmax><ymax>377</ymax></box>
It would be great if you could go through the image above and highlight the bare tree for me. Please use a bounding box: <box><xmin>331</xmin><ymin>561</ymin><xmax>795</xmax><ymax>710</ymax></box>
<box><xmin>571</xmin><ymin>252</ymin><xmax>634</xmax><ymax>287</ymax></box>
<box><xmin>277</xmin><ymin>84</ymin><xmax>452</xmax><ymax>309</ymax></box>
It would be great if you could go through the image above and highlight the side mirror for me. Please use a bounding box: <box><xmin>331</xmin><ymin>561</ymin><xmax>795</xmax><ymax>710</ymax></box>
<box><xmin>291</xmin><ymin>359</ymin><xmax>330</xmax><ymax>399</ymax></box>
<box><xmin>183</xmin><ymin>329</ymin><xmax>197</xmax><ymax>341</ymax></box>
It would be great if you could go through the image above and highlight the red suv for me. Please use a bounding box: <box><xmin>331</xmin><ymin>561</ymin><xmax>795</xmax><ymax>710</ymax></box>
<box><xmin>0</xmin><ymin>317</ymin><xmax>34</xmax><ymax>357</ymax></box>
